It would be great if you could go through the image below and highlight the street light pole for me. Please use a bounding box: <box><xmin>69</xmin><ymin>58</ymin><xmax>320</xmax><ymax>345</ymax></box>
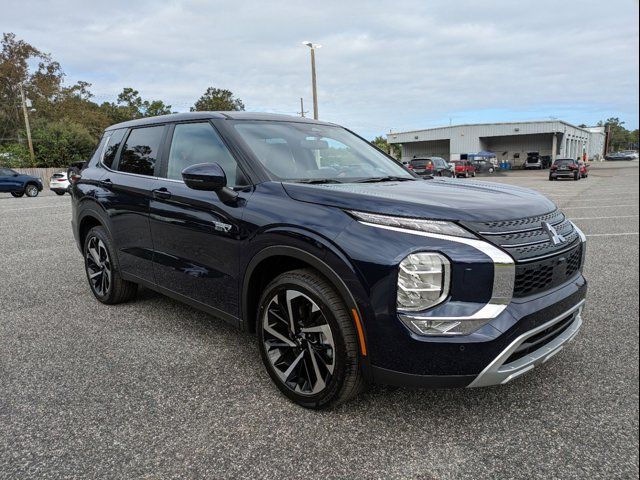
<box><xmin>302</xmin><ymin>41</ymin><xmax>321</xmax><ymax>120</ymax></box>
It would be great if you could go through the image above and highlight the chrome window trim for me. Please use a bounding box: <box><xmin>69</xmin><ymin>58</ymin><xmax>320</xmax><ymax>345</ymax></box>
<box><xmin>357</xmin><ymin>221</ymin><xmax>515</xmax><ymax>323</ymax></box>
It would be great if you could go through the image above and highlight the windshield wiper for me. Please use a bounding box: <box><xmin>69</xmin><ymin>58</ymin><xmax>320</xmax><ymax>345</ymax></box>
<box><xmin>289</xmin><ymin>178</ymin><xmax>343</xmax><ymax>184</ymax></box>
<box><xmin>353</xmin><ymin>176</ymin><xmax>416</xmax><ymax>183</ymax></box>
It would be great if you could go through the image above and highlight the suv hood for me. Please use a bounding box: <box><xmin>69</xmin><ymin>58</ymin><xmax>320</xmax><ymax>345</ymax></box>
<box><xmin>282</xmin><ymin>178</ymin><xmax>556</xmax><ymax>222</ymax></box>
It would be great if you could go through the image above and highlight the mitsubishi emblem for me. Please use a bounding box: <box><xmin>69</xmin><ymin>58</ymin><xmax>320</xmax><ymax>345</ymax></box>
<box><xmin>542</xmin><ymin>222</ymin><xmax>566</xmax><ymax>246</ymax></box>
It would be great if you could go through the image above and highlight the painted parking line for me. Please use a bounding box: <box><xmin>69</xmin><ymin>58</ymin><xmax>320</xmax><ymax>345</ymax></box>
<box><xmin>561</xmin><ymin>204</ymin><xmax>639</xmax><ymax>210</ymax></box>
<box><xmin>0</xmin><ymin>204</ymin><xmax>70</xmax><ymax>213</ymax></box>
<box><xmin>570</xmin><ymin>215</ymin><xmax>639</xmax><ymax>220</ymax></box>
<box><xmin>585</xmin><ymin>232</ymin><xmax>639</xmax><ymax>237</ymax></box>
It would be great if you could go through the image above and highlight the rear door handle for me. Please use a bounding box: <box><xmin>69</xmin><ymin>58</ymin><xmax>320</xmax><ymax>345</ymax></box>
<box><xmin>152</xmin><ymin>187</ymin><xmax>172</xmax><ymax>200</ymax></box>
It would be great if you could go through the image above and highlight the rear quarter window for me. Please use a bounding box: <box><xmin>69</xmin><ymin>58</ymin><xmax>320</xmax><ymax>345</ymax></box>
<box><xmin>117</xmin><ymin>126</ymin><xmax>165</xmax><ymax>176</ymax></box>
<box><xmin>103</xmin><ymin>129</ymin><xmax>127</xmax><ymax>169</ymax></box>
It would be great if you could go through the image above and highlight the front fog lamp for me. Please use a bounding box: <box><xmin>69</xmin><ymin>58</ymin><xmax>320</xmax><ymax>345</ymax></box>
<box><xmin>397</xmin><ymin>253</ymin><xmax>450</xmax><ymax>311</ymax></box>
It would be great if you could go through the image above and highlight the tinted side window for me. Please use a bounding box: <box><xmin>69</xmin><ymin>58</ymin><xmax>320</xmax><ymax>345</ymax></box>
<box><xmin>103</xmin><ymin>129</ymin><xmax>126</xmax><ymax>169</ymax></box>
<box><xmin>118</xmin><ymin>126</ymin><xmax>164</xmax><ymax>176</ymax></box>
<box><xmin>166</xmin><ymin>122</ymin><xmax>238</xmax><ymax>185</ymax></box>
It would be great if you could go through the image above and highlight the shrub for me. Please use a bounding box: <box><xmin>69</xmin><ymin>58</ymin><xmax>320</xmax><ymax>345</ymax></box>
<box><xmin>30</xmin><ymin>119</ymin><xmax>97</xmax><ymax>168</ymax></box>
<box><xmin>0</xmin><ymin>143</ymin><xmax>31</xmax><ymax>168</ymax></box>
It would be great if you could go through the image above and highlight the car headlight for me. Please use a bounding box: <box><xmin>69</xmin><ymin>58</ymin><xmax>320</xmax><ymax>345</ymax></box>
<box><xmin>348</xmin><ymin>211</ymin><xmax>476</xmax><ymax>239</ymax></box>
<box><xmin>397</xmin><ymin>253</ymin><xmax>450</xmax><ymax>312</ymax></box>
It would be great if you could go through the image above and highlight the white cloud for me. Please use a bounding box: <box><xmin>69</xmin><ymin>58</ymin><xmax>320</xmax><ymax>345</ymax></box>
<box><xmin>2</xmin><ymin>0</ymin><xmax>638</xmax><ymax>137</ymax></box>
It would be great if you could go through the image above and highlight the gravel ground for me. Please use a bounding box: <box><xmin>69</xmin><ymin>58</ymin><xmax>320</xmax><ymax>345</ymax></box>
<box><xmin>1</xmin><ymin>162</ymin><xmax>638</xmax><ymax>479</ymax></box>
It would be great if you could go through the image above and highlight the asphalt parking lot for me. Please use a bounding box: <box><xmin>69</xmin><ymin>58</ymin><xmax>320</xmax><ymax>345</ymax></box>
<box><xmin>1</xmin><ymin>162</ymin><xmax>638</xmax><ymax>479</ymax></box>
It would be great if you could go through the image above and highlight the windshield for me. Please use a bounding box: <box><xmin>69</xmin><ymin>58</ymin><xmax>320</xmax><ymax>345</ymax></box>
<box><xmin>233</xmin><ymin>121</ymin><xmax>413</xmax><ymax>183</ymax></box>
<box><xmin>410</xmin><ymin>159</ymin><xmax>431</xmax><ymax>167</ymax></box>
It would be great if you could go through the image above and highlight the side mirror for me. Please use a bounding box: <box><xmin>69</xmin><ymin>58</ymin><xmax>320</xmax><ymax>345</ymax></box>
<box><xmin>182</xmin><ymin>163</ymin><xmax>238</xmax><ymax>203</ymax></box>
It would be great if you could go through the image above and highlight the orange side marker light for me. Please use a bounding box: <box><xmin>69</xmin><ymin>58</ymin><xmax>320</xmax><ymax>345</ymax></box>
<box><xmin>351</xmin><ymin>308</ymin><xmax>367</xmax><ymax>357</ymax></box>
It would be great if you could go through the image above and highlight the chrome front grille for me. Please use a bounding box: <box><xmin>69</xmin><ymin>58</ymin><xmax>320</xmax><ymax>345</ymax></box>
<box><xmin>462</xmin><ymin>209</ymin><xmax>584</xmax><ymax>296</ymax></box>
<box><xmin>462</xmin><ymin>209</ymin><xmax>580</xmax><ymax>262</ymax></box>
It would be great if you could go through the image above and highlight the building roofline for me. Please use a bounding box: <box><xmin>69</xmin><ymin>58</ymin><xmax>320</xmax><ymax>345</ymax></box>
<box><xmin>388</xmin><ymin>119</ymin><xmax>595</xmax><ymax>137</ymax></box>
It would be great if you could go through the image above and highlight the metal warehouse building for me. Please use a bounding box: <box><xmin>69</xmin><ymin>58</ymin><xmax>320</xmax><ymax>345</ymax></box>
<box><xmin>387</xmin><ymin>121</ymin><xmax>606</xmax><ymax>166</ymax></box>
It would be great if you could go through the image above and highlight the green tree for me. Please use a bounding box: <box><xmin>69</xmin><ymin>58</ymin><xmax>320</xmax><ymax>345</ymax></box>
<box><xmin>30</xmin><ymin>119</ymin><xmax>96</xmax><ymax>167</ymax></box>
<box><xmin>191</xmin><ymin>87</ymin><xmax>245</xmax><ymax>112</ymax></box>
<box><xmin>371</xmin><ymin>135</ymin><xmax>389</xmax><ymax>152</ymax></box>
<box><xmin>100</xmin><ymin>87</ymin><xmax>172</xmax><ymax>123</ymax></box>
<box><xmin>371</xmin><ymin>135</ymin><xmax>401</xmax><ymax>160</ymax></box>
<box><xmin>0</xmin><ymin>33</ymin><xmax>179</xmax><ymax>168</ymax></box>
<box><xmin>0</xmin><ymin>32</ymin><xmax>63</xmax><ymax>143</ymax></box>
<box><xmin>598</xmin><ymin>117</ymin><xmax>632</xmax><ymax>152</ymax></box>
<box><xmin>628</xmin><ymin>129</ymin><xmax>639</xmax><ymax>149</ymax></box>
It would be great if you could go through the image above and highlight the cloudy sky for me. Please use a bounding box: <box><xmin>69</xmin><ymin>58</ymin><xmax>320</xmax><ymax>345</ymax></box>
<box><xmin>2</xmin><ymin>0</ymin><xmax>639</xmax><ymax>138</ymax></box>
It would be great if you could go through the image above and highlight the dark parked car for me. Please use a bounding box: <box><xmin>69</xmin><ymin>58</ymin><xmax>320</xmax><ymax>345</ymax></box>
<box><xmin>549</xmin><ymin>158</ymin><xmax>582</xmax><ymax>181</ymax></box>
<box><xmin>71</xmin><ymin>112</ymin><xmax>588</xmax><ymax>408</ymax></box>
<box><xmin>408</xmin><ymin>157</ymin><xmax>453</xmax><ymax>177</ymax></box>
<box><xmin>0</xmin><ymin>167</ymin><xmax>43</xmax><ymax>197</ymax></box>
<box><xmin>469</xmin><ymin>158</ymin><xmax>495</xmax><ymax>174</ymax></box>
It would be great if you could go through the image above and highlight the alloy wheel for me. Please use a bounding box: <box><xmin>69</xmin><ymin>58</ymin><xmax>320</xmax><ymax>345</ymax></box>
<box><xmin>26</xmin><ymin>185</ymin><xmax>38</xmax><ymax>197</ymax></box>
<box><xmin>262</xmin><ymin>289</ymin><xmax>335</xmax><ymax>395</ymax></box>
<box><xmin>86</xmin><ymin>236</ymin><xmax>111</xmax><ymax>297</ymax></box>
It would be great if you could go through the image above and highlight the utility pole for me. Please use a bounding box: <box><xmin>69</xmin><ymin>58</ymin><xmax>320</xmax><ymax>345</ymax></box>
<box><xmin>302</xmin><ymin>42</ymin><xmax>321</xmax><ymax>120</ymax></box>
<box><xmin>298</xmin><ymin>97</ymin><xmax>308</xmax><ymax>118</ymax></box>
<box><xmin>18</xmin><ymin>84</ymin><xmax>35</xmax><ymax>164</ymax></box>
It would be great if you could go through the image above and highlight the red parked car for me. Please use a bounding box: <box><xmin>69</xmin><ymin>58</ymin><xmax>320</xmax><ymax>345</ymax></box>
<box><xmin>451</xmin><ymin>160</ymin><xmax>476</xmax><ymax>178</ymax></box>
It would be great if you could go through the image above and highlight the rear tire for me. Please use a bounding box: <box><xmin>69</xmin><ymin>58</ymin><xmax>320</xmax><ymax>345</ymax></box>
<box><xmin>54</xmin><ymin>191</ymin><xmax>66</xmax><ymax>196</ymax></box>
<box><xmin>257</xmin><ymin>268</ymin><xmax>365</xmax><ymax>409</ymax></box>
<box><xmin>84</xmin><ymin>226</ymin><xmax>137</xmax><ymax>304</ymax></box>
<box><xmin>11</xmin><ymin>191</ymin><xmax>24</xmax><ymax>198</ymax></box>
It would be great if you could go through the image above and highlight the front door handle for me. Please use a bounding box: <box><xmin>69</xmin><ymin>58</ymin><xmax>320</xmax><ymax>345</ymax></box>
<box><xmin>100</xmin><ymin>178</ymin><xmax>113</xmax><ymax>187</ymax></box>
<box><xmin>152</xmin><ymin>187</ymin><xmax>172</xmax><ymax>200</ymax></box>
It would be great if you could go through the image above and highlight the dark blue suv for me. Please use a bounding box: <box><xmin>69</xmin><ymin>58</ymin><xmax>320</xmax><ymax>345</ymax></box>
<box><xmin>71</xmin><ymin>112</ymin><xmax>587</xmax><ymax>408</ymax></box>
<box><xmin>0</xmin><ymin>167</ymin><xmax>43</xmax><ymax>197</ymax></box>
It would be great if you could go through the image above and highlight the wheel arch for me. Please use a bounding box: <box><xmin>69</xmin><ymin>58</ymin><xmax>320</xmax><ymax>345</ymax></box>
<box><xmin>242</xmin><ymin>245</ymin><xmax>365</xmax><ymax>330</ymax></box>
<box><xmin>76</xmin><ymin>199</ymin><xmax>113</xmax><ymax>250</ymax></box>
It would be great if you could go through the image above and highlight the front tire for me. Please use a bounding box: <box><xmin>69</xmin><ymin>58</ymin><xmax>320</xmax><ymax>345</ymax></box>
<box><xmin>257</xmin><ymin>269</ymin><xmax>364</xmax><ymax>409</ymax></box>
<box><xmin>25</xmin><ymin>184</ymin><xmax>39</xmax><ymax>197</ymax></box>
<box><xmin>54</xmin><ymin>191</ymin><xmax>66</xmax><ymax>196</ymax></box>
<box><xmin>574</xmin><ymin>172</ymin><xmax>579</xmax><ymax>181</ymax></box>
<box><xmin>84</xmin><ymin>226</ymin><xmax>137</xmax><ymax>304</ymax></box>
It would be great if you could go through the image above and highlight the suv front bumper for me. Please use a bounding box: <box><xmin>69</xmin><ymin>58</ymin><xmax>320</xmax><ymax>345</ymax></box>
<box><xmin>467</xmin><ymin>299</ymin><xmax>583</xmax><ymax>387</ymax></box>
<box><xmin>369</xmin><ymin>276</ymin><xmax>587</xmax><ymax>388</ymax></box>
